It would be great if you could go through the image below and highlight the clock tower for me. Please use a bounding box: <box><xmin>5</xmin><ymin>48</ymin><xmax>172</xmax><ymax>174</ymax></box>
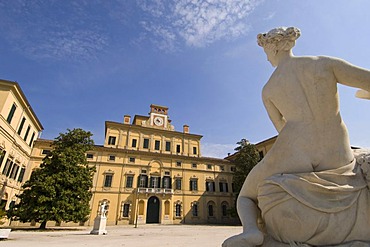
<box><xmin>149</xmin><ymin>104</ymin><xmax>169</xmax><ymax>129</ymax></box>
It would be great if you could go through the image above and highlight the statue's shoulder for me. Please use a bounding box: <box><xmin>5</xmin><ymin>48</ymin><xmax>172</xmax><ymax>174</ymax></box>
<box><xmin>297</xmin><ymin>55</ymin><xmax>344</xmax><ymax>63</ymax></box>
<box><xmin>295</xmin><ymin>56</ymin><xmax>345</xmax><ymax>72</ymax></box>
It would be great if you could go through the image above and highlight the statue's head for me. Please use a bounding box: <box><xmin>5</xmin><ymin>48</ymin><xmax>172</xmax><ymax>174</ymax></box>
<box><xmin>257</xmin><ymin>27</ymin><xmax>300</xmax><ymax>51</ymax></box>
<box><xmin>257</xmin><ymin>27</ymin><xmax>300</xmax><ymax>67</ymax></box>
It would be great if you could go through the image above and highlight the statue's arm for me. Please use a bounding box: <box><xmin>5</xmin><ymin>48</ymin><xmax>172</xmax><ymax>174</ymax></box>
<box><xmin>332</xmin><ymin>58</ymin><xmax>370</xmax><ymax>99</ymax></box>
<box><xmin>262</xmin><ymin>93</ymin><xmax>286</xmax><ymax>133</ymax></box>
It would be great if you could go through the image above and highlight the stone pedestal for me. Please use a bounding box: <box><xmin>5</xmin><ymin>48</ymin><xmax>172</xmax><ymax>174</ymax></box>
<box><xmin>90</xmin><ymin>216</ymin><xmax>107</xmax><ymax>235</ymax></box>
<box><xmin>0</xmin><ymin>229</ymin><xmax>11</xmax><ymax>239</ymax></box>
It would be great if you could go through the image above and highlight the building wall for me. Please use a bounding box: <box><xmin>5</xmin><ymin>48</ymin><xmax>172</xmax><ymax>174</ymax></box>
<box><xmin>0</xmin><ymin>80</ymin><xmax>43</xmax><ymax>211</ymax></box>
<box><xmin>255</xmin><ymin>136</ymin><xmax>277</xmax><ymax>160</ymax></box>
<box><xmin>28</xmin><ymin>105</ymin><xmax>238</xmax><ymax>226</ymax></box>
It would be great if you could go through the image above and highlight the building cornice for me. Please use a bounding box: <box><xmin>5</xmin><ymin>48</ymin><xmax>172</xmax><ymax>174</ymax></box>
<box><xmin>105</xmin><ymin>121</ymin><xmax>203</xmax><ymax>139</ymax></box>
<box><xmin>34</xmin><ymin>139</ymin><xmax>230</xmax><ymax>165</ymax></box>
<box><xmin>0</xmin><ymin>79</ymin><xmax>44</xmax><ymax>131</ymax></box>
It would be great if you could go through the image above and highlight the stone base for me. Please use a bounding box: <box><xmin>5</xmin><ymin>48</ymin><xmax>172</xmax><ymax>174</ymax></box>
<box><xmin>262</xmin><ymin>235</ymin><xmax>370</xmax><ymax>247</ymax></box>
<box><xmin>90</xmin><ymin>216</ymin><xmax>107</xmax><ymax>235</ymax></box>
<box><xmin>0</xmin><ymin>229</ymin><xmax>11</xmax><ymax>239</ymax></box>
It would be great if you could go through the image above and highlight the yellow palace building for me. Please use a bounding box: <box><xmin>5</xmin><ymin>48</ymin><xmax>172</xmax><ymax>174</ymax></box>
<box><xmin>0</xmin><ymin>80</ymin><xmax>43</xmax><ymax>212</ymax></box>
<box><xmin>31</xmin><ymin>104</ymin><xmax>237</xmax><ymax>226</ymax></box>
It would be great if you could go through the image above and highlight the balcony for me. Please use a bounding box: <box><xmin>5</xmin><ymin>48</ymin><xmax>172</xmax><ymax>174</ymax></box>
<box><xmin>137</xmin><ymin>188</ymin><xmax>174</xmax><ymax>195</ymax></box>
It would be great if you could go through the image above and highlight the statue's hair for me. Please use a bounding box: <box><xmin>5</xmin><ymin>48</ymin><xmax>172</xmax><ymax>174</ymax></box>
<box><xmin>257</xmin><ymin>27</ymin><xmax>301</xmax><ymax>50</ymax></box>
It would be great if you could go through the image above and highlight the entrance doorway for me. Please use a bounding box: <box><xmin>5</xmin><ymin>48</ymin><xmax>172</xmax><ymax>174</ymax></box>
<box><xmin>146</xmin><ymin>196</ymin><xmax>160</xmax><ymax>223</ymax></box>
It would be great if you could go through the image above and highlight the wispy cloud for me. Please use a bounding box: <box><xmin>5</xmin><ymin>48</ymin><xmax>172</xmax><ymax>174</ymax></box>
<box><xmin>0</xmin><ymin>0</ymin><xmax>263</xmax><ymax>60</ymax></box>
<box><xmin>201</xmin><ymin>142</ymin><xmax>235</xmax><ymax>158</ymax></box>
<box><xmin>263</xmin><ymin>12</ymin><xmax>275</xmax><ymax>21</ymax></box>
<box><xmin>0</xmin><ymin>0</ymin><xmax>109</xmax><ymax>62</ymax></box>
<box><xmin>136</xmin><ymin>0</ymin><xmax>263</xmax><ymax>51</ymax></box>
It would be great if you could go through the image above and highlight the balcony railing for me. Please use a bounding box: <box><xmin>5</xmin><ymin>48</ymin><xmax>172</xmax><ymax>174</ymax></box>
<box><xmin>137</xmin><ymin>188</ymin><xmax>173</xmax><ymax>195</ymax></box>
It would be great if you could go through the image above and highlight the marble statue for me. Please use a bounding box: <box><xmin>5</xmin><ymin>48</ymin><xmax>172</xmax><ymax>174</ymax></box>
<box><xmin>223</xmin><ymin>27</ymin><xmax>370</xmax><ymax>247</ymax></box>
<box><xmin>90</xmin><ymin>201</ymin><xmax>108</xmax><ymax>235</ymax></box>
<box><xmin>99</xmin><ymin>201</ymin><xmax>107</xmax><ymax>217</ymax></box>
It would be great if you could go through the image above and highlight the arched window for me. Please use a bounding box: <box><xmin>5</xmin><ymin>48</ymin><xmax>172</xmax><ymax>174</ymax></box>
<box><xmin>208</xmin><ymin>204</ymin><xmax>214</xmax><ymax>217</ymax></box>
<box><xmin>207</xmin><ymin>201</ymin><xmax>216</xmax><ymax>217</ymax></box>
<box><xmin>176</xmin><ymin>204</ymin><xmax>181</xmax><ymax>217</ymax></box>
<box><xmin>221</xmin><ymin>202</ymin><xmax>229</xmax><ymax>217</ymax></box>
<box><xmin>191</xmin><ymin>201</ymin><xmax>199</xmax><ymax>217</ymax></box>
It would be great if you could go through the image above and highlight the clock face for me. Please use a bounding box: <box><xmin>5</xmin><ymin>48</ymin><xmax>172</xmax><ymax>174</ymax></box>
<box><xmin>154</xmin><ymin>116</ymin><xmax>164</xmax><ymax>126</ymax></box>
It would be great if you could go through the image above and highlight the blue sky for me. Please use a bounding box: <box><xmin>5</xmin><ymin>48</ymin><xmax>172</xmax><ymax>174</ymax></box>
<box><xmin>1</xmin><ymin>0</ymin><xmax>370</xmax><ymax>158</ymax></box>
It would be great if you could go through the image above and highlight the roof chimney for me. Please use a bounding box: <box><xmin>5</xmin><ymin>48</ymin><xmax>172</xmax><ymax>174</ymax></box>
<box><xmin>183</xmin><ymin>125</ymin><xmax>189</xmax><ymax>133</ymax></box>
<box><xmin>124</xmin><ymin>115</ymin><xmax>131</xmax><ymax>124</ymax></box>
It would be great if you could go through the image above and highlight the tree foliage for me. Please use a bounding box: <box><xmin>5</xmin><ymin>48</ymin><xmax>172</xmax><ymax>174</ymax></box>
<box><xmin>232</xmin><ymin>139</ymin><xmax>260</xmax><ymax>196</ymax></box>
<box><xmin>10</xmin><ymin>128</ymin><xmax>95</xmax><ymax>229</ymax></box>
<box><xmin>228</xmin><ymin>139</ymin><xmax>259</xmax><ymax>217</ymax></box>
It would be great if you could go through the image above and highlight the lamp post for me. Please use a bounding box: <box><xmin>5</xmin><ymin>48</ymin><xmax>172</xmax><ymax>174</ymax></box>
<box><xmin>134</xmin><ymin>187</ymin><xmax>139</xmax><ymax>228</ymax></box>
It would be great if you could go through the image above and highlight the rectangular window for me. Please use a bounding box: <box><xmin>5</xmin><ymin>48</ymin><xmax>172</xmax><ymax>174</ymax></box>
<box><xmin>230</xmin><ymin>166</ymin><xmax>236</xmax><ymax>172</ymax></box>
<box><xmin>192</xmin><ymin>163</ymin><xmax>197</xmax><ymax>169</ymax></box>
<box><xmin>132</xmin><ymin>139</ymin><xmax>137</xmax><ymax>148</ymax></box>
<box><xmin>150</xmin><ymin>177</ymin><xmax>160</xmax><ymax>188</ymax></box>
<box><xmin>24</xmin><ymin>125</ymin><xmax>31</xmax><ymax>142</ymax></box>
<box><xmin>122</xmin><ymin>203</ymin><xmax>130</xmax><ymax>217</ymax></box>
<box><xmin>6</xmin><ymin>103</ymin><xmax>17</xmax><ymax>124</ymax></box>
<box><xmin>126</xmin><ymin>176</ymin><xmax>134</xmax><ymax>188</ymax></box>
<box><xmin>2</xmin><ymin>159</ymin><xmax>13</xmax><ymax>176</ymax></box>
<box><xmin>192</xmin><ymin>203</ymin><xmax>198</xmax><ymax>217</ymax></box>
<box><xmin>42</xmin><ymin>150</ymin><xmax>51</xmax><ymax>155</ymax></box>
<box><xmin>86</xmin><ymin>153</ymin><xmax>94</xmax><ymax>159</ymax></box>
<box><xmin>17</xmin><ymin>167</ymin><xmax>26</xmax><ymax>182</ymax></box>
<box><xmin>162</xmin><ymin>176</ymin><xmax>171</xmax><ymax>189</ymax></box>
<box><xmin>165</xmin><ymin>141</ymin><xmax>171</xmax><ymax>151</ymax></box>
<box><xmin>175</xmin><ymin>178</ymin><xmax>182</xmax><ymax>190</ymax></box>
<box><xmin>259</xmin><ymin>151</ymin><xmax>264</xmax><ymax>161</ymax></box>
<box><xmin>176</xmin><ymin>161</ymin><xmax>182</xmax><ymax>167</ymax></box>
<box><xmin>0</xmin><ymin>150</ymin><xmax>6</xmax><ymax>169</ymax></box>
<box><xmin>104</xmin><ymin>174</ymin><xmax>113</xmax><ymax>187</ymax></box>
<box><xmin>176</xmin><ymin>144</ymin><xmax>181</xmax><ymax>153</ymax></box>
<box><xmin>205</xmin><ymin>181</ymin><xmax>215</xmax><ymax>192</ymax></box>
<box><xmin>220</xmin><ymin>165</ymin><xmax>225</xmax><ymax>171</ymax></box>
<box><xmin>29</xmin><ymin>132</ymin><xmax>36</xmax><ymax>146</ymax></box>
<box><xmin>207</xmin><ymin>164</ymin><xmax>212</xmax><ymax>170</ymax></box>
<box><xmin>154</xmin><ymin>140</ymin><xmax>160</xmax><ymax>150</ymax></box>
<box><xmin>9</xmin><ymin>163</ymin><xmax>20</xmax><ymax>179</ymax></box>
<box><xmin>219</xmin><ymin>182</ymin><xmax>229</xmax><ymax>193</ymax></box>
<box><xmin>17</xmin><ymin>117</ymin><xmax>26</xmax><ymax>135</ymax></box>
<box><xmin>189</xmin><ymin>179</ymin><xmax>198</xmax><ymax>191</ymax></box>
<box><xmin>139</xmin><ymin>175</ymin><xmax>148</xmax><ymax>188</ymax></box>
<box><xmin>109</xmin><ymin>155</ymin><xmax>115</xmax><ymax>161</ymax></box>
<box><xmin>108</xmin><ymin>136</ymin><xmax>116</xmax><ymax>145</ymax></box>
<box><xmin>129</xmin><ymin>157</ymin><xmax>135</xmax><ymax>163</ymax></box>
<box><xmin>143</xmin><ymin>138</ymin><xmax>149</xmax><ymax>149</ymax></box>
<box><xmin>193</xmin><ymin>147</ymin><xmax>197</xmax><ymax>155</ymax></box>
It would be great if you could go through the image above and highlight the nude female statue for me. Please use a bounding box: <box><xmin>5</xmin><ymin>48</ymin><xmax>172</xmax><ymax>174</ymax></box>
<box><xmin>223</xmin><ymin>27</ymin><xmax>370</xmax><ymax>246</ymax></box>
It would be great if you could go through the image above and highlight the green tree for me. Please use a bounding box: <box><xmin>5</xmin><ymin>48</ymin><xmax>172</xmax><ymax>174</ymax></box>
<box><xmin>230</xmin><ymin>139</ymin><xmax>259</xmax><ymax>213</ymax></box>
<box><xmin>11</xmin><ymin>128</ymin><xmax>95</xmax><ymax>229</ymax></box>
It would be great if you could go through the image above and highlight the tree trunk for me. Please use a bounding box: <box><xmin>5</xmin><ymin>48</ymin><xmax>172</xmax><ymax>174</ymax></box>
<box><xmin>39</xmin><ymin>220</ymin><xmax>47</xmax><ymax>229</ymax></box>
